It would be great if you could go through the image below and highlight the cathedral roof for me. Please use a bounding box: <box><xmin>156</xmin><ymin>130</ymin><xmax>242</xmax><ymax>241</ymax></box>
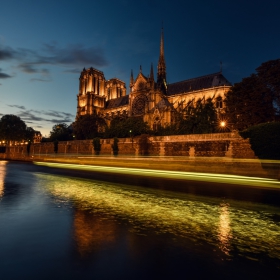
<box><xmin>166</xmin><ymin>72</ymin><xmax>231</xmax><ymax>96</ymax></box>
<box><xmin>105</xmin><ymin>95</ymin><xmax>129</xmax><ymax>109</ymax></box>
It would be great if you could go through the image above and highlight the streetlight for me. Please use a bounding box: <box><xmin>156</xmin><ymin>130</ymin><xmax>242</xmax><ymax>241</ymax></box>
<box><xmin>129</xmin><ymin>130</ymin><xmax>133</xmax><ymax>145</ymax></box>
<box><xmin>220</xmin><ymin>121</ymin><xmax>226</xmax><ymax>128</ymax></box>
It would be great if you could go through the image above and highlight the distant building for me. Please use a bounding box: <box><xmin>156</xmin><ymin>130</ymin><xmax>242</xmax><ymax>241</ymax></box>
<box><xmin>76</xmin><ymin>29</ymin><xmax>231</xmax><ymax>129</ymax></box>
<box><xmin>33</xmin><ymin>131</ymin><xmax>42</xmax><ymax>143</ymax></box>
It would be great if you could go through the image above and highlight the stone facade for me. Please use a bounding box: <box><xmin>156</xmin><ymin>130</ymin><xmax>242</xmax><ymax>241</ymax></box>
<box><xmin>76</xmin><ymin>29</ymin><xmax>231</xmax><ymax>129</ymax></box>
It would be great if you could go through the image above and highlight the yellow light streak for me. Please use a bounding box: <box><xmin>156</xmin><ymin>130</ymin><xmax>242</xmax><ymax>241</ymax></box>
<box><xmin>34</xmin><ymin>161</ymin><xmax>280</xmax><ymax>189</ymax></box>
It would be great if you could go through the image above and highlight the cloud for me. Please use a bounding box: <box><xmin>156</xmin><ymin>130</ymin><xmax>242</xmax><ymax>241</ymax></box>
<box><xmin>17</xmin><ymin>62</ymin><xmax>51</xmax><ymax>82</ymax></box>
<box><xmin>30</xmin><ymin>78</ymin><xmax>51</xmax><ymax>82</ymax></box>
<box><xmin>42</xmin><ymin>110</ymin><xmax>74</xmax><ymax>119</ymax></box>
<box><xmin>0</xmin><ymin>46</ymin><xmax>16</xmax><ymax>60</ymax></box>
<box><xmin>8</xmin><ymin>105</ymin><xmax>26</xmax><ymax>110</ymax></box>
<box><xmin>1</xmin><ymin>43</ymin><xmax>108</xmax><ymax>73</ymax></box>
<box><xmin>18</xmin><ymin>110</ymin><xmax>46</xmax><ymax>122</ymax></box>
<box><xmin>42</xmin><ymin>43</ymin><xmax>108</xmax><ymax>67</ymax></box>
<box><xmin>14</xmin><ymin>108</ymin><xmax>75</xmax><ymax>125</ymax></box>
<box><xmin>0</xmin><ymin>68</ymin><xmax>12</xmax><ymax>79</ymax></box>
<box><xmin>18</xmin><ymin>63</ymin><xmax>39</xmax><ymax>74</ymax></box>
<box><xmin>63</xmin><ymin>68</ymin><xmax>82</xmax><ymax>74</ymax></box>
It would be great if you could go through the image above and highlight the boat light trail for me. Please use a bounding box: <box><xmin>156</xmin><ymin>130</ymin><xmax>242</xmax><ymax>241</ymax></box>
<box><xmin>34</xmin><ymin>161</ymin><xmax>280</xmax><ymax>189</ymax></box>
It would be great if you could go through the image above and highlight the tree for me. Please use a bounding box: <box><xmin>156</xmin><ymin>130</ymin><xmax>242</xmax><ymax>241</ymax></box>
<box><xmin>53</xmin><ymin>139</ymin><xmax>59</xmax><ymax>154</ymax></box>
<box><xmin>0</xmin><ymin>115</ymin><xmax>27</xmax><ymax>143</ymax></box>
<box><xmin>92</xmin><ymin>137</ymin><xmax>101</xmax><ymax>155</ymax></box>
<box><xmin>73</xmin><ymin>115</ymin><xmax>107</xmax><ymax>140</ymax></box>
<box><xmin>111</xmin><ymin>137</ymin><xmax>119</xmax><ymax>156</ymax></box>
<box><xmin>26</xmin><ymin>141</ymin><xmax>31</xmax><ymax>156</ymax></box>
<box><xmin>105</xmin><ymin>116</ymin><xmax>150</xmax><ymax>138</ymax></box>
<box><xmin>25</xmin><ymin>127</ymin><xmax>36</xmax><ymax>142</ymax></box>
<box><xmin>154</xmin><ymin>123</ymin><xmax>179</xmax><ymax>136</ymax></box>
<box><xmin>49</xmin><ymin>123</ymin><xmax>73</xmax><ymax>141</ymax></box>
<box><xmin>239</xmin><ymin>122</ymin><xmax>280</xmax><ymax>160</ymax></box>
<box><xmin>178</xmin><ymin>99</ymin><xmax>217</xmax><ymax>134</ymax></box>
<box><xmin>194</xmin><ymin>98</ymin><xmax>217</xmax><ymax>133</ymax></box>
<box><xmin>256</xmin><ymin>58</ymin><xmax>280</xmax><ymax>113</ymax></box>
<box><xmin>225</xmin><ymin>58</ymin><xmax>280</xmax><ymax>131</ymax></box>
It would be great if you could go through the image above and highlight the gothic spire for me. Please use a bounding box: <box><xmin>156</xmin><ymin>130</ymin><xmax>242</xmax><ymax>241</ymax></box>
<box><xmin>150</xmin><ymin>63</ymin><xmax>154</xmax><ymax>82</ymax></box>
<box><xmin>157</xmin><ymin>27</ymin><xmax>167</xmax><ymax>93</ymax></box>
<box><xmin>130</xmin><ymin>69</ymin><xmax>134</xmax><ymax>88</ymax></box>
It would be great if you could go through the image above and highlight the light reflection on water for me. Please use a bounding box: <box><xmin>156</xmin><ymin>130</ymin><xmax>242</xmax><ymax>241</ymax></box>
<box><xmin>0</xmin><ymin>161</ymin><xmax>7</xmax><ymax>197</ymax></box>
<box><xmin>218</xmin><ymin>203</ymin><xmax>232</xmax><ymax>256</ymax></box>
<box><xmin>36</xmin><ymin>173</ymin><xmax>280</xmax><ymax>263</ymax></box>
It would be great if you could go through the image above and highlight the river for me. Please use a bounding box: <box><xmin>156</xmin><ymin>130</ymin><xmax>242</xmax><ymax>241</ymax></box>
<box><xmin>0</xmin><ymin>160</ymin><xmax>279</xmax><ymax>279</ymax></box>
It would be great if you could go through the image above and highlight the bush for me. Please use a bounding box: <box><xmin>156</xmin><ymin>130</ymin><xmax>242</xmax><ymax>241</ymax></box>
<box><xmin>239</xmin><ymin>122</ymin><xmax>280</xmax><ymax>159</ymax></box>
<box><xmin>53</xmin><ymin>140</ymin><xmax>59</xmax><ymax>154</ymax></box>
<box><xmin>27</xmin><ymin>141</ymin><xmax>31</xmax><ymax>156</ymax></box>
<box><xmin>111</xmin><ymin>137</ymin><xmax>119</xmax><ymax>156</ymax></box>
<box><xmin>92</xmin><ymin>137</ymin><xmax>101</xmax><ymax>155</ymax></box>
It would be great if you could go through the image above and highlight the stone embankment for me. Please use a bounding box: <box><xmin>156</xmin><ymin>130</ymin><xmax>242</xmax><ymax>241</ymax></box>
<box><xmin>0</xmin><ymin>132</ymin><xmax>279</xmax><ymax>180</ymax></box>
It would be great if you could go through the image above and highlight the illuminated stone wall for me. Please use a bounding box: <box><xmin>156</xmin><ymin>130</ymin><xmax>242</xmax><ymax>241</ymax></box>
<box><xmin>0</xmin><ymin>132</ymin><xmax>255</xmax><ymax>159</ymax></box>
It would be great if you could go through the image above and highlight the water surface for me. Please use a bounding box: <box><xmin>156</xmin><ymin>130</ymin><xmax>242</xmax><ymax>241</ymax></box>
<box><xmin>0</xmin><ymin>161</ymin><xmax>279</xmax><ymax>279</ymax></box>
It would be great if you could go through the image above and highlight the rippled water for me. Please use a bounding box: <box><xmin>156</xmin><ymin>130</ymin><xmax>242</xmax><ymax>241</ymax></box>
<box><xmin>0</xmin><ymin>161</ymin><xmax>279</xmax><ymax>279</ymax></box>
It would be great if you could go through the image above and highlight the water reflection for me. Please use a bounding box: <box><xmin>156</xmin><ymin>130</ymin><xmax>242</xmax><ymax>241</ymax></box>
<box><xmin>73</xmin><ymin>209</ymin><xmax>117</xmax><ymax>257</ymax></box>
<box><xmin>0</xmin><ymin>161</ymin><xmax>7</xmax><ymax>197</ymax></box>
<box><xmin>36</xmin><ymin>173</ymin><xmax>280</xmax><ymax>263</ymax></box>
<box><xmin>218</xmin><ymin>202</ymin><xmax>232</xmax><ymax>256</ymax></box>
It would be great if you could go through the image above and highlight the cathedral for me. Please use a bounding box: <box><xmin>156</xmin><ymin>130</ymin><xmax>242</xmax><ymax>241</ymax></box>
<box><xmin>76</xmin><ymin>29</ymin><xmax>232</xmax><ymax>130</ymax></box>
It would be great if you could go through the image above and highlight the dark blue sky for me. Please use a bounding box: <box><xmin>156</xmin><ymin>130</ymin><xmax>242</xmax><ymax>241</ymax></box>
<box><xmin>1</xmin><ymin>0</ymin><xmax>279</xmax><ymax>136</ymax></box>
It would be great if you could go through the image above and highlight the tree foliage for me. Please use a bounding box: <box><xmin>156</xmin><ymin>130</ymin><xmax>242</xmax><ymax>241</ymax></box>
<box><xmin>50</xmin><ymin>123</ymin><xmax>73</xmax><ymax>141</ymax></box>
<box><xmin>105</xmin><ymin>116</ymin><xmax>150</xmax><ymax>138</ymax></box>
<box><xmin>178</xmin><ymin>98</ymin><xmax>217</xmax><ymax>134</ymax></box>
<box><xmin>111</xmin><ymin>137</ymin><xmax>119</xmax><ymax>156</ymax></box>
<box><xmin>25</xmin><ymin>127</ymin><xmax>36</xmax><ymax>142</ymax></box>
<box><xmin>53</xmin><ymin>139</ymin><xmax>59</xmax><ymax>154</ymax></box>
<box><xmin>92</xmin><ymin>137</ymin><xmax>101</xmax><ymax>155</ymax></box>
<box><xmin>225</xmin><ymin>58</ymin><xmax>280</xmax><ymax>130</ymax></box>
<box><xmin>0</xmin><ymin>114</ymin><xmax>27</xmax><ymax>142</ymax></box>
<box><xmin>256</xmin><ymin>58</ymin><xmax>280</xmax><ymax>112</ymax></box>
<box><xmin>239</xmin><ymin>122</ymin><xmax>280</xmax><ymax>160</ymax></box>
<box><xmin>73</xmin><ymin>115</ymin><xmax>107</xmax><ymax>140</ymax></box>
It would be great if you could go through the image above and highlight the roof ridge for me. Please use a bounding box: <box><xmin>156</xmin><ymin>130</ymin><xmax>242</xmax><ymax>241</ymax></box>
<box><xmin>168</xmin><ymin>72</ymin><xmax>222</xmax><ymax>86</ymax></box>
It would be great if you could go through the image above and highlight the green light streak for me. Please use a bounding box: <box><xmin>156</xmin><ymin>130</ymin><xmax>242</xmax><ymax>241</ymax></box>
<box><xmin>34</xmin><ymin>161</ymin><xmax>280</xmax><ymax>189</ymax></box>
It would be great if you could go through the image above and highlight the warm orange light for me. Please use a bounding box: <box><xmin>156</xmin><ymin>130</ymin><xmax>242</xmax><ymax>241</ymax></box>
<box><xmin>220</xmin><ymin>121</ymin><xmax>226</xmax><ymax>127</ymax></box>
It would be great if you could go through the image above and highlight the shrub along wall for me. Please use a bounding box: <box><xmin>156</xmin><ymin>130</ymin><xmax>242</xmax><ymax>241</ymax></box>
<box><xmin>240</xmin><ymin>122</ymin><xmax>280</xmax><ymax>160</ymax></box>
<box><xmin>1</xmin><ymin>132</ymin><xmax>257</xmax><ymax>159</ymax></box>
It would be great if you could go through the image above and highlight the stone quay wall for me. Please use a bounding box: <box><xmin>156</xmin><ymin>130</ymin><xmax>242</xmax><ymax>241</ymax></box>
<box><xmin>0</xmin><ymin>132</ymin><xmax>255</xmax><ymax>159</ymax></box>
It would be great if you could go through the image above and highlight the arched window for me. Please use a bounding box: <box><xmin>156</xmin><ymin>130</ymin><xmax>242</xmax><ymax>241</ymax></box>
<box><xmin>216</xmin><ymin>97</ymin><xmax>223</xmax><ymax>109</ymax></box>
<box><xmin>107</xmin><ymin>88</ymin><xmax>111</xmax><ymax>100</ymax></box>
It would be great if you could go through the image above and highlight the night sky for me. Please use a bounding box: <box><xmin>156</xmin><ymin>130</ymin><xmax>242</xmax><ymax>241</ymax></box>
<box><xmin>1</xmin><ymin>0</ymin><xmax>279</xmax><ymax>136</ymax></box>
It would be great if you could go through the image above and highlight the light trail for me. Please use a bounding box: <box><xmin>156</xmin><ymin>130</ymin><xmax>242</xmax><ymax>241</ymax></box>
<box><xmin>34</xmin><ymin>161</ymin><xmax>280</xmax><ymax>189</ymax></box>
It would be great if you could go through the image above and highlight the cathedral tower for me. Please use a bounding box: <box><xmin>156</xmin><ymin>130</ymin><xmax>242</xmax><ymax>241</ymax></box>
<box><xmin>157</xmin><ymin>28</ymin><xmax>167</xmax><ymax>94</ymax></box>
